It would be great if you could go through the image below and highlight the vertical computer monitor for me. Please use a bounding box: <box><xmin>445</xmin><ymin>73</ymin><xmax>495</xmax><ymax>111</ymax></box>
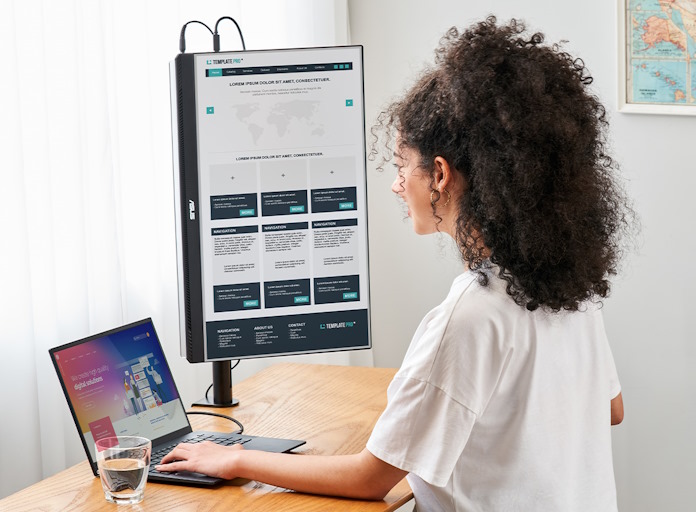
<box><xmin>170</xmin><ymin>45</ymin><xmax>371</xmax><ymax>370</ymax></box>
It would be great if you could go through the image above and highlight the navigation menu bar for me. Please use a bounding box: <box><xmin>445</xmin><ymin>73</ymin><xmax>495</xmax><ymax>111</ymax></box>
<box><xmin>206</xmin><ymin>62</ymin><xmax>353</xmax><ymax>77</ymax></box>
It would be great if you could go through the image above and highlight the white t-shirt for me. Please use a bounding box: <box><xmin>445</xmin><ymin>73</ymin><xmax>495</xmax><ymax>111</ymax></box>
<box><xmin>367</xmin><ymin>270</ymin><xmax>620</xmax><ymax>512</ymax></box>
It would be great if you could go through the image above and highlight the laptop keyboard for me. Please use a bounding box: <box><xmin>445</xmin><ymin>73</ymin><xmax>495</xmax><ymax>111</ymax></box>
<box><xmin>149</xmin><ymin>432</ymin><xmax>251</xmax><ymax>473</ymax></box>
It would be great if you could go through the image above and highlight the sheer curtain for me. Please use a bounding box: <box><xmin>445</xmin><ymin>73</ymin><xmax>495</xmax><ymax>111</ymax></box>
<box><xmin>0</xmin><ymin>0</ymin><xmax>367</xmax><ymax>499</ymax></box>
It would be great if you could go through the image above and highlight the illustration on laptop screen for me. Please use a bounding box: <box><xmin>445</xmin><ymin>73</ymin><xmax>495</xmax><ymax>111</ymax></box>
<box><xmin>52</xmin><ymin>321</ymin><xmax>189</xmax><ymax>461</ymax></box>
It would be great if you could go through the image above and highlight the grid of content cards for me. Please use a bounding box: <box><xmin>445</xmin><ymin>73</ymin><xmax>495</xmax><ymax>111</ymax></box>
<box><xmin>194</xmin><ymin>46</ymin><xmax>370</xmax><ymax>360</ymax></box>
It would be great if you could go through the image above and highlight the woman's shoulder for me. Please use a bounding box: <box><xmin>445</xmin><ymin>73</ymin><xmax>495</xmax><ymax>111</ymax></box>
<box><xmin>447</xmin><ymin>268</ymin><xmax>608</xmax><ymax>349</ymax></box>
<box><xmin>397</xmin><ymin>271</ymin><xmax>505</xmax><ymax>376</ymax></box>
<box><xmin>448</xmin><ymin>269</ymin><xmax>520</xmax><ymax>321</ymax></box>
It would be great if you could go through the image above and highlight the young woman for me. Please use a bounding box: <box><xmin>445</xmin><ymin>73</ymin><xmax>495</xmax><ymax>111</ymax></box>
<box><xmin>159</xmin><ymin>17</ymin><xmax>631</xmax><ymax>511</ymax></box>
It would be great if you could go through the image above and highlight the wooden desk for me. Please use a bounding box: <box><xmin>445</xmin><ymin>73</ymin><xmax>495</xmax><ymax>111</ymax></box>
<box><xmin>1</xmin><ymin>363</ymin><xmax>413</xmax><ymax>511</ymax></box>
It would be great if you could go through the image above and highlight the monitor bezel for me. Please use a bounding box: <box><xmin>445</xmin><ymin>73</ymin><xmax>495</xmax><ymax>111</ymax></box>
<box><xmin>171</xmin><ymin>45</ymin><xmax>372</xmax><ymax>364</ymax></box>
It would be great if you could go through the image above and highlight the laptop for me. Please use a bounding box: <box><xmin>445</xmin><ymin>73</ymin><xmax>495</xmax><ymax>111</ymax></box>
<box><xmin>49</xmin><ymin>318</ymin><xmax>305</xmax><ymax>486</ymax></box>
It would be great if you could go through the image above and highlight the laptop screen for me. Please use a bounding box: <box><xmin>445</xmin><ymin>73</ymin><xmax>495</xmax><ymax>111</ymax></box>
<box><xmin>50</xmin><ymin>319</ymin><xmax>190</xmax><ymax>463</ymax></box>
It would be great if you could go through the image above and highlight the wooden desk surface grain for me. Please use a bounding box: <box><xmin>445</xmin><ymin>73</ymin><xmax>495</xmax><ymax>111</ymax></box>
<box><xmin>1</xmin><ymin>363</ymin><xmax>413</xmax><ymax>512</ymax></box>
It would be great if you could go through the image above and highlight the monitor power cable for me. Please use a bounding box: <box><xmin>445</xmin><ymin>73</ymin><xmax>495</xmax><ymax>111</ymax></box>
<box><xmin>214</xmin><ymin>16</ymin><xmax>246</xmax><ymax>52</ymax></box>
<box><xmin>185</xmin><ymin>411</ymin><xmax>244</xmax><ymax>435</ymax></box>
<box><xmin>179</xmin><ymin>20</ymin><xmax>213</xmax><ymax>53</ymax></box>
<box><xmin>179</xmin><ymin>16</ymin><xmax>246</xmax><ymax>53</ymax></box>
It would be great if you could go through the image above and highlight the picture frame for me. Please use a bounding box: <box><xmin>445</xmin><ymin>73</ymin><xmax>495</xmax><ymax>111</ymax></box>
<box><xmin>617</xmin><ymin>0</ymin><xmax>696</xmax><ymax>115</ymax></box>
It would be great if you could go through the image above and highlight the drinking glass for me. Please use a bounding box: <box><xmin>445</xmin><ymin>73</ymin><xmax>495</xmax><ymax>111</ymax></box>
<box><xmin>95</xmin><ymin>436</ymin><xmax>151</xmax><ymax>505</ymax></box>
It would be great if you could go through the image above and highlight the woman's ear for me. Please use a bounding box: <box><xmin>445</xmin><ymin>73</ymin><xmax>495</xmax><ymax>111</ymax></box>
<box><xmin>433</xmin><ymin>156</ymin><xmax>454</xmax><ymax>192</ymax></box>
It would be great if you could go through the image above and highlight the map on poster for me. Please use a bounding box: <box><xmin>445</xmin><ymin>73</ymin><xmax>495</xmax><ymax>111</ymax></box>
<box><xmin>625</xmin><ymin>0</ymin><xmax>696</xmax><ymax>106</ymax></box>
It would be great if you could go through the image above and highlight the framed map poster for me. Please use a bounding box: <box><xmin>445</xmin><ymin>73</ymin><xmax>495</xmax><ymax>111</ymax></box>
<box><xmin>618</xmin><ymin>0</ymin><xmax>696</xmax><ymax>115</ymax></box>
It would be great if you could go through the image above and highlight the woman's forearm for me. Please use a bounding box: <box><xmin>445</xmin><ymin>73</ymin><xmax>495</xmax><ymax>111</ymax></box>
<box><xmin>157</xmin><ymin>442</ymin><xmax>407</xmax><ymax>500</ymax></box>
<box><xmin>234</xmin><ymin>448</ymin><xmax>404</xmax><ymax>500</ymax></box>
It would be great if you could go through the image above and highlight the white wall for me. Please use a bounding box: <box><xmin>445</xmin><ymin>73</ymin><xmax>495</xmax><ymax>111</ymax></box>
<box><xmin>349</xmin><ymin>1</ymin><xmax>696</xmax><ymax>510</ymax></box>
<box><xmin>0</xmin><ymin>0</ymin><xmax>369</xmax><ymax>500</ymax></box>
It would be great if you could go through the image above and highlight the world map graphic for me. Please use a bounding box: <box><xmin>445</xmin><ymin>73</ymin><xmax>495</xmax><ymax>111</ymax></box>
<box><xmin>627</xmin><ymin>0</ymin><xmax>696</xmax><ymax>106</ymax></box>
<box><xmin>230</xmin><ymin>100</ymin><xmax>326</xmax><ymax>145</ymax></box>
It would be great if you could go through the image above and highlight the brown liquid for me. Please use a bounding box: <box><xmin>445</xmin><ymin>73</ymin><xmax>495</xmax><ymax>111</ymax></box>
<box><xmin>100</xmin><ymin>458</ymin><xmax>147</xmax><ymax>493</ymax></box>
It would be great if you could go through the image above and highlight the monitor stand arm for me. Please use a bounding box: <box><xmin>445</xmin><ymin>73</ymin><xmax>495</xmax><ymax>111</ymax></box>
<box><xmin>191</xmin><ymin>360</ymin><xmax>240</xmax><ymax>407</ymax></box>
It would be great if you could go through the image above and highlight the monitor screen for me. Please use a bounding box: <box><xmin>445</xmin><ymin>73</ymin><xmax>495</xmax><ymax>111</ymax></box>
<box><xmin>171</xmin><ymin>45</ymin><xmax>371</xmax><ymax>362</ymax></box>
<box><xmin>49</xmin><ymin>319</ymin><xmax>190</xmax><ymax>462</ymax></box>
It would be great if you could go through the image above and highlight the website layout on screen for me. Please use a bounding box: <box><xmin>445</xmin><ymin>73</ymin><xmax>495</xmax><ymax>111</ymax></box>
<box><xmin>53</xmin><ymin>322</ymin><xmax>189</xmax><ymax>460</ymax></box>
<box><xmin>194</xmin><ymin>47</ymin><xmax>370</xmax><ymax>359</ymax></box>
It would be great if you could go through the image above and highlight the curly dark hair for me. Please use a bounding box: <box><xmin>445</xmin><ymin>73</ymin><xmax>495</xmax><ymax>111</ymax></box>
<box><xmin>371</xmin><ymin>16</ymin><xmax>635</xmax><ymax>312</ymax></box>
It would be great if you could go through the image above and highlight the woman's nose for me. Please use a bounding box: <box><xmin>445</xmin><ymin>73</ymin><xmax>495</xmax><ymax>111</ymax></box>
<box><xmin>391</xmin><ymin>176</ymin><xmax>401</xmax><ymax>194</ymax></box>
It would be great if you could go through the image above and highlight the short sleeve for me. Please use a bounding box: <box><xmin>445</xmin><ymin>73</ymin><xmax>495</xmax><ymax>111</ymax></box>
<box><xmin>605</xmin><ymin>342</ymin><xmax>621</xmax><ymax>399</ymax></box>
<box><xmin>366</xmin><ymin>375</ymin><xmax>477</xmax><ymax>487</ymax></box>
<box><xmin>595</xmin><ymin>309</ymin><xmax>621</xmax><ymax>399</ymax></box>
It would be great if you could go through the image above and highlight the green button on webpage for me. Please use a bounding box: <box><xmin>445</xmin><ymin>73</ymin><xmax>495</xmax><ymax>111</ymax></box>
<box><xmin>243</xmin><ymin>300</ymin><xmax>259</xmax><ymax>307</ymax></box>
<box><xmin>343</xmin><ymin>292</ymin><xmax>358</xmax><ymax>300</ymax></box>
<box><xmin>239</xmin><ymin>209</ymin><xmax>255</xmax><ymax>216</ymax></box>
<box><xmin>289</xmin><ymin>205</ymin><xmax>305</xmax><ymax>213</ymax></box>
<box><xmin>339</xmin><ymin>202</ymin><xmax>354</xmax><ymax>210</ymax></box>
<box><xmin>294</xmin><ymin>296</ymin><xmax>309</xmax><ymax>304</ymax></box>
